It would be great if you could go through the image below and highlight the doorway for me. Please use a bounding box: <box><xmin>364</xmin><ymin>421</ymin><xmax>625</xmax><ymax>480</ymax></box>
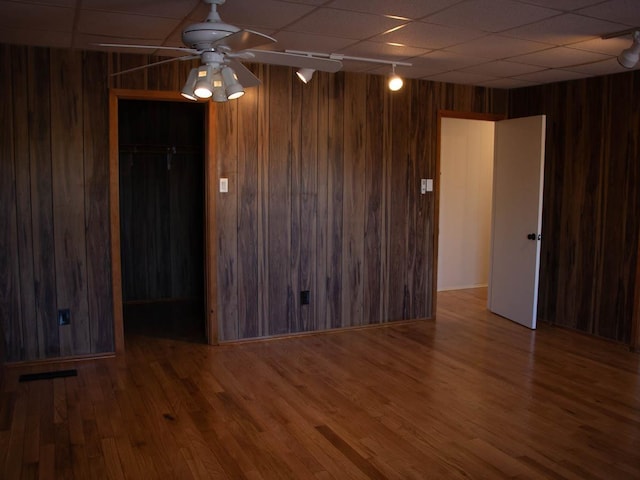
<box><xmin>438</xmin><ymin>117</ymin><xmax>495</xmax><ymax>292</ymax></box>
<box><xmin>435</xmin><ymin>111</ymin><xmax>546</xmax><ymax>330</ymax></box>
<box><xmin>118</xmin><ymin>99</ymin><xmax>206</xmax><ymax>342</ymax></box>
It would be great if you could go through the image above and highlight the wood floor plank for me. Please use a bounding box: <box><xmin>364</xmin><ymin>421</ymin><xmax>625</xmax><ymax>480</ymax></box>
<box><xmin>2</xmin><ymin>288</ymin><xmax>639</xmax><ymax>479</ymax></box>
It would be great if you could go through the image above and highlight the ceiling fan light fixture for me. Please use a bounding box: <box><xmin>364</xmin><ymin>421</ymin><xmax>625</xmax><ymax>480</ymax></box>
<box><xmin>194</xmin><ymin>65</ymin><xmax>215</xmax><ymax>99</ymax></box>
<box><xmin>211</xmin><ymin>71</ymin><xmax>227</xmax><ymax>102</ymax></box>
<box><xmin>221</xmin><ymin>66</ymin><xmax>245</xmax><ymax>99</ymax></box>
<box><xmin>181</xmin><ymin>68</ymin><xmax>199</xmax><ymax>101</ymax></box>
<box><xmin>296</xmin><ymin>68</ymin><xmax>315</xmax><ymax>84</ymax></box>
<box><xmin>618</xmin><ymin>31</ymin><xmax>640</xmax><ymax>68</ymax></box>
<box><xmin>388</xmin><ymin>64</ymin><xmax>403</xmax><ymax>91</ymax></box>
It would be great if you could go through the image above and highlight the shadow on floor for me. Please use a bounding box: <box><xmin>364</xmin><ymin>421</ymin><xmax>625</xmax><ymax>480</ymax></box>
<box><xmin>123</xmin><ymin>299</ymin><xmax>206</xmax><ymax>344</ymax></box>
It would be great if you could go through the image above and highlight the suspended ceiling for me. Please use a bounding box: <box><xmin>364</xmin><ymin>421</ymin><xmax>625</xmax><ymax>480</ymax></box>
<box><xmin>0</xmin><ymin>0</ymin><xmax>639</xmax><ymax>88</ymax></box>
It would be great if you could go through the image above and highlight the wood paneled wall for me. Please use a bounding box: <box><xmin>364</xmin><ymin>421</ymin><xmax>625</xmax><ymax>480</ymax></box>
<box><xmin>0</xmin><ymin>45</ymin><xmax>114</xmax><ymax>361</ymax></box>
<box><xmin>509</xmin><ymin>71</ymin><xmax>640</xmax><ymax>345</ymax></box>
<box><xmin>213</xmin><ymin>66</ymin><xmax>507</xmax><ymax>341</ymax></box>
<box><xmin>5</xmin><ymin>43</ymin><xmax>637</xmax><ymax>360</ymax></box>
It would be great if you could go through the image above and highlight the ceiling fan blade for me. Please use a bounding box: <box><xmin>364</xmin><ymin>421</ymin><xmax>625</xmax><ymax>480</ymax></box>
<box><xmin>110</xmin><ymin>55</ymin><xmax>199</xmax><ymax>77</ymax></box>
<box><xmin>227</xmin><ymin>60</ymin><xmax>261</xmax><ymax>88</ymax></box>
<box><xmin>97</xmin><ymin>43</ymin><xmax>199</xmax><ymax>55</ymax></box>
<box><xmin>245</xmin><ymin>50</ymin><xmax>343</xmax><ymax>72</ymax></box>
<box><xmin>211</xmin><ymin>29</ymin><xmax>276</xmax><ymax>52</ymax></box>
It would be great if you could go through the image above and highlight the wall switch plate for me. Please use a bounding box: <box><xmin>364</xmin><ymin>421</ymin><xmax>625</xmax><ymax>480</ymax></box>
<box><xmin>421</xmin><ymin>178</ymin><xmax>433</xmax><ymax>194</ymax></box>
<box><xmin>220</xmin><ymin>178</ymin><xmax>229</xmax><ymax>193</ymax></box>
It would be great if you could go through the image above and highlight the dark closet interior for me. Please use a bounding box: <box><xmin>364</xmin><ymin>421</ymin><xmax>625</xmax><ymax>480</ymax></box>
<box><xmin>118</xmin><ymin>99</ymin><xmax>205</xmax><ymax>342</ymax></box>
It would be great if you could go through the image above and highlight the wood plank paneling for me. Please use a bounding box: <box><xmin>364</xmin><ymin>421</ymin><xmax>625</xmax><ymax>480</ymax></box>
<box><xmin>237</xmin><ymin>84</ymin><xmax>260</xmax><ymax>338</ymax></box>
<box><xmin>299</xmin><ymin>72</ymin><xmax>319</xmax><ymax>332</ymax></box>
<box><xmin>50</xmin><ymin>49</ymin><xmax>91</xmax><ymax>357</ymax></box>
<box><xmin>216</xmin><ymin>97</ymin><xmax>239</xmax><ymax>342</ymax></box>
<box><xmin>326</xmin><ymin>73</ymin><xmax>345</xmax><ymax>329</ymax></box>
<box><xmin>387</xmin><ymin>86</ymin><xmax>411</xmax><ymax>321</ymax></box>
<box><xmin>342</xmin><ymin>73</ymin><xmax>366</xmax><ymax>327</ymax></box>
<box><xmin>83</xmin><ymin>51</ymin><xmax>114</xmax><ymax>353</ymax></box>
<box><xmin>0</xmin><ymin>45</ymin><xmax>22</xmax><ymax>361</ymax></box>
<box><xmin>3</xmin><ymin>43</ymin><xmax>638</xmax><ymax>359</ymax></box>
<box><xmin>10</xmin><ymin>46</ymin><xmax>37</xmax><ymax>360</ymax></box>
<box><xmin>267</xmin><ymin>66</ymin><xmax>293</xmax><ymax>336</ymax></box>
<box><xmin>27</xmin><ymin>47</ymin><xmax>59</xmax><ymax>358</ymax></box>
<box><xmin>363</xmin><ymin>75</ymin><xmax>385</xmax><ymax>325</ymax></box>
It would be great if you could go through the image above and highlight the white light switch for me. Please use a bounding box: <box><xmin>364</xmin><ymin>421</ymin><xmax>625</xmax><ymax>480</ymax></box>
<box><xmin>421</xmin><ymin>178</ymin><xmax>433</xmax><ymax>194</ymax></box>
<box><xmin>220</xmin><ymin>178</ymin><xmax>228</xmax><ymax>193</ymax></box>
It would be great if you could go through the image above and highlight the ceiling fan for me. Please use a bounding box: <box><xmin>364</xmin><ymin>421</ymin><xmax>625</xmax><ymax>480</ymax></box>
<box><xmin>101</xmin><ymin>0</ymin><xmax>343</xmax><ymax>101</ymax></box>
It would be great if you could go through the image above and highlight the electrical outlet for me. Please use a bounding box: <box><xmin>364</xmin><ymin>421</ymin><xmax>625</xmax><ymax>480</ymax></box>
<box><xmin>300</xmin><ymin>290</ymin><xmax>310</xmax><ymax>305</ymax></box>
<box><xmin>58</xmin><ymin>309</ymin><xmax>70</xmax><ymax>326</ymax></box>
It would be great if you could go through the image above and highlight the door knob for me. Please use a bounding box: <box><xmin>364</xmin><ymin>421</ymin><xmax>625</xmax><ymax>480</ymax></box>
<box><xmin>527</xmin><ymin>233</ymin><xmax>536</xmax><ymax>240</ymax></box>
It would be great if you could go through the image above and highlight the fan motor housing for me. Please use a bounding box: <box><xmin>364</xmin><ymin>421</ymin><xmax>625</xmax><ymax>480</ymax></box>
<box><xmin>182</xmin><ymin>22</ymin><xmax>240</xmax><ymax>49</ymax></box>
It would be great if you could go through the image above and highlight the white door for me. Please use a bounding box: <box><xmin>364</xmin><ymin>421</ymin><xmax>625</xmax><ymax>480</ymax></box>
<box><xmin>488</xmin><ymin>115</ymin><xmax>546</xmax><ymax>329</ymax></box>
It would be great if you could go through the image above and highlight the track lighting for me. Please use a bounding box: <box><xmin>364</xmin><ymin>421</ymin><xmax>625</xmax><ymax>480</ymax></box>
<box><xmin>618</xmin><ymin>31</ymin><xmax>640</xmax><ymax>69</ymax></box>
<box><xmin>221</xmin><ymin>66</ymin><xmax>245</xmax><ymax>99</ymax></box>
<box><xmin>388</xmin><ymin>64</ymin><xmax>403</xmax><ymax>91</ymax></box>
<box><xmin>193</xmin><ymin>65</ymin><xmax>214</xmax><ymax>99</ymax></box>
<box><xmin>296</xmin><ymin>68</ymin><xmax>315</xmax><ymax>84</ymax></box>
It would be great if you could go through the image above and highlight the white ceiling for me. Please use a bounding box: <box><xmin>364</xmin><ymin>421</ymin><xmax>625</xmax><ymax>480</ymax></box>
<box><xmin>1</xmin><ymin>0</ymin><xmax>639</xmax><ymax>88</ymax></box>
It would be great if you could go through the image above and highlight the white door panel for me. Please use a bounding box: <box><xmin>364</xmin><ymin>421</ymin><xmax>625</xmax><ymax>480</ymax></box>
<box><xmin>488</xmin><ymin>115</ymin><xmax>546</xmax><ymax>329</ymax></box>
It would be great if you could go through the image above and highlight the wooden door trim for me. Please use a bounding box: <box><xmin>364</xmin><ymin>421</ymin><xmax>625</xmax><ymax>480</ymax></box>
<box><xmin>109</xmin><ymin>89</ymin><xmax>217</xmax><ymax>353</ymax></box>
<box><xmin>433</xmin><ymin>110</ymin><xmax>506</xmax><ymax>317</ymax></box>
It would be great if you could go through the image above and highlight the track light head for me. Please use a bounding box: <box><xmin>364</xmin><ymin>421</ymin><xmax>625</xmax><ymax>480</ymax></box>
<box><xmin>296</xmin><ymin>68</ymin><xmax>315</xmax><ymax>84</ymax></box>
<box><xmin>388</xmin><ymin>64</ymin><xmax>403</xmax><ymax>91</ymax></box>
<box><xmin>618</xmin><ymin>31</ymin><xmax>640</xmax><ymax>69</ymax></box>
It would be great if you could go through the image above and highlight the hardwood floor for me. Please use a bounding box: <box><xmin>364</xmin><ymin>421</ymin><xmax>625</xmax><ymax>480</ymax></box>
<box><xmin>1</xmin><ymin>288</ymin><xmax>639</xmax><ymax>479</ymax></box>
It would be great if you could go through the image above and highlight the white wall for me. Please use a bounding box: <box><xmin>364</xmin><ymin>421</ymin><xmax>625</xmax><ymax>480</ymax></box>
<box><xmin>438</xmin><ymin>118</ymin><xmax>495</xmax><ymax>291</ymax></box>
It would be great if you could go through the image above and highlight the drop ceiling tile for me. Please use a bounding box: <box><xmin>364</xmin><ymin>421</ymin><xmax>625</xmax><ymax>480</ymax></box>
<box><xmin>510</xmin><ymin>45</ymin><xmax>610</xmax><ymax>68</ymax></box>
<box><xmin>272</xmin><ymin>31</ymin><xmax>356</xmax><ymax>53</ymax></box>
<box><xmin>287</xmin><ymin>8</ymin><xmax>403</xmax><ymax>39</ymax></box>
<box><xmin>0</xmin><ymin>1</ymin><xmax>74</xmax><ymax>31</ymax></box>
<box><xmin>578</xmin><ymin>0</ymin><xmax>640</xmax><ymax>27</ymax></box>
<box><xmin>570</xmin><ymin>35</ymin><xmax>632</xmax><ymax>55</ymax></box>
<box><xmin>514</xmin><ymin>68</ymin><xmax>587</xmax><ymax>83</ymax></box>
<box><xmin>426</xmin><ymin>0</ymin><xmax>561</xmax><ymax>33</ymax></box>
<box><xmin>503</xmin><ymin>13</ymin><xmax>629</xmax><ymax>46</ymax></box>
<box><xmin>324</xmin><ymin>0</ymin><xmax>464</xmax><ymax>20</ymax></box>
<box><xmin>402</xmin><ymin>50</ymin><xmax>488</xmax><ymax>77</ymax></box>
<box><xmin>518</xmin><ymin>0</ymin><xmax>607</xmax><ymax>10</ymax></box>
<box><xmin>564</xmin><ymin>56</ymin><xmax>638</xmax><ymax>74</ymax></box>
<box><xmin>425</xmin><ymin>70</ymin><xmax>499</xmax><ymax>85</ymax></box>
<box><xmin>78</xmin><ymin>11</ymin><xmax>181</xmax><ymax>40</ymax></box>
<box><xmin>82</xmin><ymin>0</ymin><xmax>199</xmax><ymax>18</ymax></box>
<box><xmin>338</xmin><ymin>40</ymin><xmax>430</xmax><ymax>61</ymax></box>
<box><xmin>376</xmin><ymin>22</ymin><xmax>485</xmax><ymax>50</ymax></box>
<box><xmin>461</xmin><ymin>60</ymin><xmax>545</xmax><ymax>76</ymax></box>
<box><xmin>445</xmin><ymin>35</ymin><xmax>551</xmax><ymax>59</ymax></box>
<box><xmin>219</xmin><ymin>0</ymin><xmax>316</xmax><ymax>30</ymax></box>
<box><xmin>479</xmin><ymin>77</ymin><xmax>536</xmax><ymax>88</ymax></box>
